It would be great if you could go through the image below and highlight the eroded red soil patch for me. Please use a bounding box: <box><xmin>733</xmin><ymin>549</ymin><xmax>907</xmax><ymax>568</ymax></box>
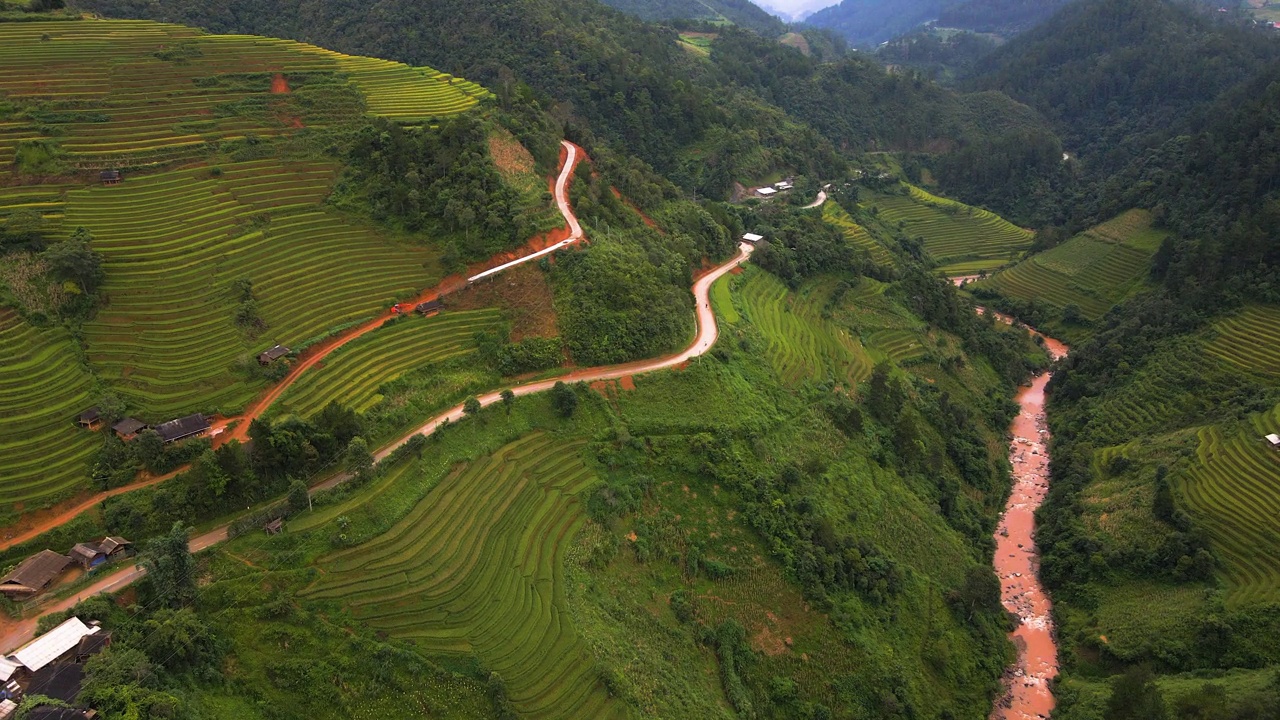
<box><xmin>270</xmin><ymin>73</ymin><xmax>290</xmax><ymax>94</ymax></box>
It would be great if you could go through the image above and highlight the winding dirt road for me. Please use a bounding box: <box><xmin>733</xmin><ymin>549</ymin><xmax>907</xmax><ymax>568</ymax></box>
<box><xmin>0</xmin><ymin>141</ymin><xmax>752</xmax><ymax>652</ymax></box>
<box><xmin>0</xmin><ymin>142</ymin><xmax>587</xmax><ymax>555</ymax></box>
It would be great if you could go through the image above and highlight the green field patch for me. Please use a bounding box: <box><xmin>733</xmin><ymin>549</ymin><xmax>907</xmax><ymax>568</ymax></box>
<box><xmin>0</xmin><ymin>310</ymin><xmax>100</xmax><ymax>511</ymax></box>
<box><xmin>0</xmin><ymin>19</ymin><xmax>485</xmax><ymax>175</ymax></box>
<box><xmin>1179</xmin><ymin>403</ymin><xmax>1280</xmax><ymax>606</ymax></box>
<box><xmin>869</xmin><ymin>184</ymin><xmax>1032</xmax><ymax>269</ymax></box>
<box><xmin>68</xmin><ymin>160</ymin><xmax>441</xmax><ymax>417</ymax></box>
<box><xmin>303</xmin><ymin>433</ymin><xmax>625</xmax><ymax>719</ymax></box>
<box><xmin>824</xmin><ymin>202</ymin><xmax>895</xmax><ymax>268</ymax></box>
<box><xmin>1205</xmin><ymin>304</ymin><xmax>1280</xmax><ymax>376</ymax></box>
<box><xmin>973</xmin><ymin>209</ymin><xmax>1168</xmax><ymax>323</ymax></box>
<box><xmin>732</xmin><ymin>267</ymin><xmax>873</xmax><ymax>387</ymax></box>
<box><xmin>272</xmin><ymin>309</ymin><xmax>505</xmax><ymax>418</ymax></box>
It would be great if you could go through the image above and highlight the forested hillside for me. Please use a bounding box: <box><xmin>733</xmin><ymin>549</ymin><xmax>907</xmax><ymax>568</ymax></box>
<box><xmin>968</xmin><ymin>0</ymin><xmax>1280</xmax><ymax>175</ymax></box>
<box><xmin>601</xmin><ymin>0</ymin><xmax>786</xmax><ymax>34</ymax></box>
<box><xmin>78</xmin><ymin>0</ymin><xmax>1069</xmax><ymax>217</ymax></box>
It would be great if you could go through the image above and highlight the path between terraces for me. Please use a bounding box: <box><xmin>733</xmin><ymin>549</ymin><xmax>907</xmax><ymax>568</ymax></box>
<box><xmin>0</xmin><ymin>142</ymin><xmax>585</xmax><ymax>555</ymax></box>
<box><xmin>0</xmin><ymin>144</ymin><xmax>755</xmax><ymax>652</ymax></box>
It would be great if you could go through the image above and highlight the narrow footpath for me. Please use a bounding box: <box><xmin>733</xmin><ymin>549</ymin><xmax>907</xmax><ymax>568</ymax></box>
<box><xmin>991</xmin><ymin>322</ymin><xmax>1069</xmax><ymax>720</ymax></box>
<box><xmin>0</xmin><ymin>143</ymin><xmax>753</xmax><ymax>653</ymax></box>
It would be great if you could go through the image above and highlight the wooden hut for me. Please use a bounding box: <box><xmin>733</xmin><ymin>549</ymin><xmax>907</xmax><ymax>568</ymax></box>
<box><xmin>0</xmin><ymin>551</ymin><xmax>71</xmax><ymax>598</ymax></box>
<box><xmin>99</xmin><ymin>169</ymin><xmax>121</xmax><ymax>185</ymax></box>
<box><xmin>154</xmin><ymin>414</ymin><xmax>209</xmax><ymax>444</ymax></box>
<box><xmin>257</xmin><ymin>344</ymin><xmax>290</xmax><ymax>366</ymax></box>
<box><xmin>264</xmin><ymin>519</ymin><xmax>284</xmax><ymax>536</ymax></box>
<box><xmin>75</xmin><ymin>408</ymin><xmax>102</xmax><ymax>431</ymax></box>
<box><xmin>415</xmin><ymin>299</ymin><xmax>443</xmax><ymax>316</ymax></box>
<box><xmin>111</xmin><ymin>418</ymin><xmax>146</xmax><ymax>441</ymax></box>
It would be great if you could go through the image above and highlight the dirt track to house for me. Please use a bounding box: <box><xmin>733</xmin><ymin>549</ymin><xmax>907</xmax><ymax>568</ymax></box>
<box><xmin>0</xmin><ymin>141</ymin><xmax>753</xmax><ymax>651</ymax></box>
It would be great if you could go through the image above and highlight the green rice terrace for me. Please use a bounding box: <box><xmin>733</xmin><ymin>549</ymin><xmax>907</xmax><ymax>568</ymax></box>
<box><xmin>0</xmin><ymin>19</ymin><xmax>489</xmax><ymax>174</ymax></box>
<box><xmin>730</xmin><ymin>267</ymin><xmax>874</xmax><ymax>387</ymax></box>
<box><xmin>1179</xmin><ymin>404</ymin><xmax>1280</xmax><ymax>607</ymax></box>
<box><xmin>972</xmin><ymin>209</ymin><xmax>1168</xmax><ymax>321</ymax></box>
<box><xmin>0</xmin><ymin>309</ymin><xmax>100</xmax><ymax>509</ymax></box>
<box><xmin>824</xmin><ymin>202</ymin><xmax>895</xmax><ymax>268</ymax></box>
<box><xmin>868</xmin><ymin>184</ymin><xmax>1032</xmax><ymax>274</ymax></box>
<box><xmin>1206</xmin><ymin>304</ymin><xmax>1280</xmax><ymax>376</ymax></box>
<box><xmin>66</xmin><ymin>160</ymin><xmax>441</xmax><ymax>417</ymax></box>
<box><xmin>303</xmin><ymin>432</ymin><xmax>626</xmax><ymax>720</ymax></box>
<box><xmin>272</xmin><ymin>309</ymin><xmax>506</xmax><ymax>418</ymax></box>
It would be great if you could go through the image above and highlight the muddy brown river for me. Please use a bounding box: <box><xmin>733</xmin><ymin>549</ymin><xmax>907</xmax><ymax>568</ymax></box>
<box><xmin>990</xmin><ymin>320</ymin><xmax>1068</xmax><ymax>720</ymax></box>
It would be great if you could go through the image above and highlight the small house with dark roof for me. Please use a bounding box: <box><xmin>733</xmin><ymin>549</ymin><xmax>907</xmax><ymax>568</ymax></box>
<box><xmin>264</xmin><ymin>518</ymin><xmax>283</xmax><ymax>536</ymax></box>
<box><xmin>67</xmin><ymin>544</ymin><xmax>106</xmax><ymax>571</ymax></box>
<box><xmin>25</xmin><ymin>663</ymin><xmax>83</xmax><ymax>704</ymax></box>
<box><xmin>99</xmin><ymin>169</ymin><xmax>121</xmax><ymax>185</ymax></box>
<box><xmin>75</xmin><ymin>632</ymin><xmax>111</xmax><ymax>663</ymax></box>
<box><xmin>257</xmin><ymin>344</ymin><xmax>290</xmax><ymax>366</ymax></box>
<box><xmin>154</xmin><ymin>414</ymin><xmax>209</xmax><ymax>444</ymax></box>
<box><xmin>111</xmin><ymin>418</ymin><xmax>146</xmax><ymax>441</ymax></box>
<box><xmin>95</xmin><ymin>537</ymin><xmax>131</xmax><ymax>558</ymax></box>
<box><xmin>415</xmin><ymin>299</ymin><xmax>443</xmax><ymax>316</ymax></box>
<box><xmin>75</xmin><ymin>408</ymin><xmax>102</xmax><ymax>431</ymax></box>
<box><xmin>0</xmin><ymin>551</ymin><xmax>71</xmax><ymax>598</ymax></box>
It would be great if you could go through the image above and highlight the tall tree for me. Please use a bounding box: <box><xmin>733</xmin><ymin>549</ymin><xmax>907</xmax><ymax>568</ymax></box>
<box><xmin>142</xmin><ymin>521</ymin><xmax>196</xmax><ymax>608</ymax></box>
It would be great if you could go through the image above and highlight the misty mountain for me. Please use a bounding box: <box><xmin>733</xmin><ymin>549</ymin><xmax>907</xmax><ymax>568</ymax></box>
<box><xmin>804</xmin><ymin>0</ymin><xmax>949</xmax><ymax>45</ymax></box>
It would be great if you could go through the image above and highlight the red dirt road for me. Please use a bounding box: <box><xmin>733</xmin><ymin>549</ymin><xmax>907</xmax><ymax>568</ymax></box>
<box><xmin>2</xmin><ymin>139</ymin><xmax>747</xmax><ymax>650</ymax></box>
<box><xmin>990</xmin><ymin>330</ymin><xmax>1067</xmax><ymax>720</ymax></box>
<box><xmin>0</xmin><ymin>142</ymin><xmax>586</xmax><ymax>550</ymax></box>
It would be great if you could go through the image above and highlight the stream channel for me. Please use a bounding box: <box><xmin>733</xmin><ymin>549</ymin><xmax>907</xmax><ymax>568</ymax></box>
<box><xmin>989</xmin><ymin>314</ymin><xmax>1069</xmax><ymax>720</ymax></box>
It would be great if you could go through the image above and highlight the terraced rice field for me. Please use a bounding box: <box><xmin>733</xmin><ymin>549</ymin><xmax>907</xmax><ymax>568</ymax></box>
<box><xmin>870</xmin><ymin>185</ymin><xmax>1032</xmax><ymax>272</ymax></box>
<box><xmin>974</xmin><ymin>210</ymin><xmax>1168</xmax><ymax>320</ymax></box>
<box><xmin>0</xmin><ymin>20</ymin><xmax>488</xmax><ymax>172</ymax></box>
<box><xmin>1206</xmin><ymin>305</ymin><xmax>1280</xmax><ymax>376</ymax></box>
<box><xmin>303</xmin><ymin>433</ymin><xmax>624</xmax><ymax>720</ymax></box>
<box><xmin>734</xmin><ymin>268</ymin><xmax>873</xmax><ymax>386</ymax></box>
<box><xmin>866</xmin><ymin>328</ymin><xmax>927</xmax><ymax>363</ymax></box>
<box><xmin>0</xmin><ymin>310</ymin><xmax>100</xmax><ymax>509</ymax></box>
<box><xmin>824</xmin><ymin>202</ymin><xmax>894</xmax><ymax>267</ymax></box>
<box><xmin>1179</xmin><ymin>403</ymin><xmax>1280</xmax><ymax>606</ymax></box>
<box><xmin>273</xmin><ymin>309</ymin><xmax>505</xmax><ymax>418</ymax></box>
<box><xmin>67</xmin><ymin>160</ymin><xmax>439</xmax><ymax>417</ymax></box>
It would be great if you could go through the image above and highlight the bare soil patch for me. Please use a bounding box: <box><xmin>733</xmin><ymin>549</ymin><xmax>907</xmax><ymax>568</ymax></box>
<box><xmin>447</xmin><ymin>263</ymin><xmax>558</xmax><ymax>341</ymax></box>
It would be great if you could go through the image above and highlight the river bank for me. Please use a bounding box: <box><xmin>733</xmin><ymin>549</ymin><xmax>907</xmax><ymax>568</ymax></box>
<box><xmin>991</xmin><ymin>323</ymin><xmax>1068</xmax><ymax>720</ymax></box>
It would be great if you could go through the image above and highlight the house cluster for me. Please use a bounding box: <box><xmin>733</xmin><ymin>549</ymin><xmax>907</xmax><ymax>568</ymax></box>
<box><xmin>76</xmin><ymin>407</ymin><xmax>210</xmax><ymax>444</ymax></box>
<box><xmin>754</xmin><ymin>179</ymin><xmax>794</xmax><ymax>198</ymax></box>
<box><xmin>0</xmin><ymin>617</ymin><xmax>112</xmax><ymax>719</ymax></box>
<box><xmin>0</xmin><ymin>538</ymin><xmax>133</xmax><ymax>600</ymax></box>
